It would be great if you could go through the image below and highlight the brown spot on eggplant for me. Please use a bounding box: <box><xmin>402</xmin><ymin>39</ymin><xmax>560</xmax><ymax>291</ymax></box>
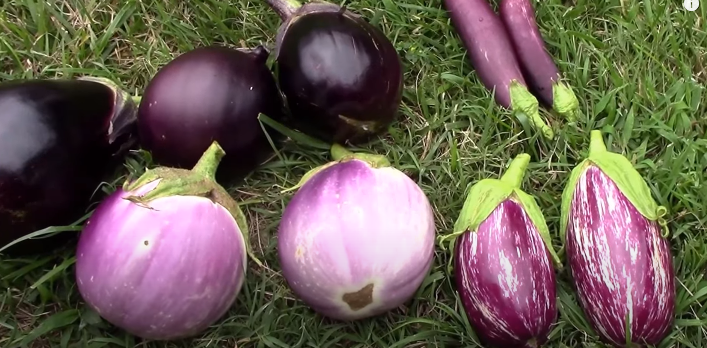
<box><xmin>342</xmin><ymin>283</ymin><xmax>374</xmax><ymax>311</ymax></box>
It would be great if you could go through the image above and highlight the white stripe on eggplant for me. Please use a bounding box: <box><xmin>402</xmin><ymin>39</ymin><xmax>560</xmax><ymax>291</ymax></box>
<box><xmin>455</xmin><ymin>199</ymin><xmax>556</xmax><ymax>347</ymax></box>
<box><xmin>566</xmin><ymin>166</ymin><xmax>675</xmax><ymax>346</ymax></box>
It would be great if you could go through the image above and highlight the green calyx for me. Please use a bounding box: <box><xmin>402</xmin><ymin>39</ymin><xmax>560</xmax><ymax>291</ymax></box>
<box><xmin>552</xmin><ymin>81</ymin><xmax>581</xmax><ymax>123</ymax></box>
<box><xmin>509</xmin><ymin>80</ymin><xmax>555</xmax><ymax>140</ymax></box>
<box><xmin>438</xmin><ymin>153</ymin><xmax>562</xmax><ymax>269</ymax></box>
<box><xmin>281</xmin><ymin>143</ymin><xmax>390</xmax><ymax>193</ymax></box>
<box><xmin>559</xmin><ymin>130</ymin><xmax>669</xmax><ymax>253</ymax></box>
<box><xmin>123</xmin><ymin>141</ymin><xmax>262</xmax><ymax>267</ymax></box>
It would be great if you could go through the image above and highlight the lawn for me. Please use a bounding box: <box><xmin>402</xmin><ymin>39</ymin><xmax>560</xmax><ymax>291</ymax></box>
<box><xmin>1</xmin><ymin>0</ymin><xmax>706</xmax><ymax>347</ymax></box>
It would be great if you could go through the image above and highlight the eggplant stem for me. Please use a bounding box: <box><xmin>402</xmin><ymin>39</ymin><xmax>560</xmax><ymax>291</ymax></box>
<box><xmin>331</xmin><ymin>143</ymin><xmax>353</xmax><ymax>161</ymax></box>
<box><xmin>508</xmin><ymin>80</ymin><xmax>554</xmax><ymax>140</ymax></box>
<box><xmin>131</xmin><ymin>95</ymin><xmax>142</xmax><ymax>105</ymax></box>
<box><xmin>192</xmin><ymin>141</ymin><xmax>227</xmax><ymax>179</ymax></box>
<box><xmin>264</xmin><ymin>0</ymin><xmax>302</xmax><ymax>20</ymax></box>
<box><xmin>500</xmin><ymin>153</ymin><xmax>530</xmax><ymax>188</ymax></box>
<box><xmin>588</xmin><ymin>130</ymin><xmax>607</xmax><ymax>156</ymax></box>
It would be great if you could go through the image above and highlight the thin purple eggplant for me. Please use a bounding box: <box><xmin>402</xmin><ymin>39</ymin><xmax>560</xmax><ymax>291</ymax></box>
<box><xmin>498</xmin><ymin>0</ymin><xmax>580</xmax><ymax>121</ymax></box>
<box><xmin>443</xmin><ymin>0</ymin><xmax>554</xmax><ymax>140</ymax></box>
<box><xmin>562</xmin><ymin>130</ymin><xmax>675</xmax><ymax>347</ymax></box>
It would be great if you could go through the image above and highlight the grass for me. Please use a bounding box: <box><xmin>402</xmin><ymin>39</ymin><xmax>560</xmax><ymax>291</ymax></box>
<box><xmin>1</xmin><ymin>0</ymin><xmax>706</xmax><ymax>346</ymax></box>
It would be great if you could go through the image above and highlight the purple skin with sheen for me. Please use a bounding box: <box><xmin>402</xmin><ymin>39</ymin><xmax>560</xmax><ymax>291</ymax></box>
<box><xmin>443</xmin><ymin>0</ymin><xmax>529</xmax><ymax>109</ymax></box>
<box><xmin>454</xmin><ymin>199</ymin><xmax>557</xmax><ymax>348</ymax></box>
<box><xmin>278</xmin><ymin>159</ymin><xmax>436</xmax><ymax>321</ymax></box>
<box><xmin>499</xmin><ymin>0</ymin><xmax>560</xmax><ymax>107</ymax></box>
<box><xmin>566</xmin><ymin>166</ymin><xmax>675</xmax><ymax>347</ymax></box>
<box><xmin>75</xmin><ymin>179</ymin><xmax>247</xmax><ymax>340</ymax></box>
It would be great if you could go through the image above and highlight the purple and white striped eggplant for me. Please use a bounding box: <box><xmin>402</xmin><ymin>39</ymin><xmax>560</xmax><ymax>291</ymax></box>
<box><xmin>442</xmin><ymin>153</ymin><xmax>560</xmax><ymax>348</ymax></box>
<box><xmin>560</xmin><ymin>130</ymin><xmax>675</xmax><ymax>347</ymax></box>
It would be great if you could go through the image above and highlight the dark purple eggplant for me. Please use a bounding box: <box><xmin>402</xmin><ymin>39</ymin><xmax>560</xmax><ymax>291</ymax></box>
<box><xmin>443</xmin><ymin>0</ymin><xmax>554</xmax><ymax>140</ymax></box>
<box><xmin>443</xmin><ymin>153</ymin><xmax>561</xmax><ymax>347</ymax></box>
<box><xmin>498</xmin><ymin>0</ymin><xmax>579</xmax><ymax>122</ymax></box>
<box><xmin>0</xmin><ymin>77</ymin><xmax>138</xmax><ymax>256</ymax></box>
<box><xmin>263</xmin><ymin>0</ymin><xmax>403</xmax><ymax>145</ymax></box>
<box><xmin>137</xmin><ymin>45</ymin><xmax>286</xmax><ymax>183</ymax></box>
<box><xmin>561</xmin><ymin>130</ymin><xmax>675</xmax><ymax>347</ymax></box>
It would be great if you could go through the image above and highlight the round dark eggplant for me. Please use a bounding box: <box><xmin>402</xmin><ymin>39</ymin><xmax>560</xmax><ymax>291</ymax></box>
<box><xmin>265</xmin><ymin>0</ymin><xmax>404</xmax><ymax>145</ymax></box>
<box><xmin>136</xmin><ymin>45</ymin><xmax>287</xmax><ymax>183</ymax></box>
<box><xmin>0</xmin><ymin>77</ymin><xmax>138</xmax><ymax>256</ymax></box>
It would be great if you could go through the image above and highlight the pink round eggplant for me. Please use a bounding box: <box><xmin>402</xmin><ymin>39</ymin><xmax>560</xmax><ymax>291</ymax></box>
<box><xmin>277</xmin><ymin>145</ymin><xmax>436</xmax><ymax>321</ymax></box>
<box><xmin>447</xmin><ymin>153</ymin><xmax>560</xmax><ymax>348</ymax></box>
<box><xmin>75</xmin><ymin>142</ymin><xmax>249</xmax><ymax>341</ymax></box>
<box><xmin>562</xmin><ymin>131</ymin><xmax>675</xmax><ymax>347</ymax></box>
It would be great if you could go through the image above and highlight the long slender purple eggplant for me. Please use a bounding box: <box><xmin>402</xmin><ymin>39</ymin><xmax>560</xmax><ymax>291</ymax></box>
<box><xmin>561</xmin><ymin>130</ymin><xmax>675</xmax><ymax>347</ymax></box>
<box><xmin>443</xmin><ymin>0</ymin><xmax>554</xmax><ymax>140</ymax></box>
<box><xmin>441</xmin><ymin>154</ymin><xmax>560</xmax><ymax>347</ymax></box>
<box><xmin>499</xmin><ymin>0</ymin><xmax>580</xmax><ymax>122</ymax></box>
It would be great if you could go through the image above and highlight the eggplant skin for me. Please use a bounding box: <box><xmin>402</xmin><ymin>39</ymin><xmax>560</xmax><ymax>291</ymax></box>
<box><xmin>443</xmin><ymin>0</ymin><xmax>528</xmax><ymax>109</ymax></box>
<box><xmin>566</xmin><ymin>166</ymin><xmax>675</xmax><ymax>347</ymax></box>
<box><xmin>454</xmin><ymin>199</ymin><xmax>557</xmax><ymax>348</ymax></box>
<box><xmin>137</xmin><ymin>46</ymin><xmax>287</xmax><ymax>182</ymax></box>
<box><xmin>498</xmin><ymin>0</ymin><xmax>560</xmax><ymax>107</ymax></box>
<box><xmin>0</xmin><ymin>79</ymin><xmax>137</xmax><ymax>256</ymax></box>
<box><xmin>276</xmin><ymin>9</ymin><xmax>404</xmax><ymax>145</ymax></box>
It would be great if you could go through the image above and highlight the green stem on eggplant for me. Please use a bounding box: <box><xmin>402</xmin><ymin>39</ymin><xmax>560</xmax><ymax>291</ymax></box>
<box><xmin>264</xmin><ymin>0</ymin><xmax>302</xmax><ymax>20</ymax></box>
<box><xmin>500</xmin><ymin>154</ymin><xmax>530</xmax><ymax>189</ymax></box>
<box><xmin>509</xmin><ymin>80</ymin><xmax>554</xmax><ymax>140</ymax></box>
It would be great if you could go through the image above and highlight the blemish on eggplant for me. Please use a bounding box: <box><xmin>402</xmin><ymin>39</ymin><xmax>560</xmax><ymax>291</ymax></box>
<box><xmin>342</xmin><ymin>283</ymin><xmax>374</xmax><ymax>310</ymax></box>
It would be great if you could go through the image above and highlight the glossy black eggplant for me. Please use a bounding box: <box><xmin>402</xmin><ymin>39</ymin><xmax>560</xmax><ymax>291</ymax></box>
<box><xmin>137</xmin><ymin>45</ymin><xmax>287</xmax><ymax>183</ymax></box>
<box><xmin>0</xmin><ymin>77</ymin><xmax>138</xmax><ymax>256</ymax></box>
<box><xmin>264</xmin><ymin>0</ymin><xmax>404</xmax><ymax>145</ymax></box>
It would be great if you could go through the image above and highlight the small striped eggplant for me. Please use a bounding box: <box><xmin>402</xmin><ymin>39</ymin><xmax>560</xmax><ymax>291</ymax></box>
<box><xmin>442</xmin><ymin>153</ymin><xmax>560</xmax><ymax>348</ymax></box>
<box><xmin>560</xmin><ymin>130</ymin><xmax>675</xmax><ymax>347</ymax></box>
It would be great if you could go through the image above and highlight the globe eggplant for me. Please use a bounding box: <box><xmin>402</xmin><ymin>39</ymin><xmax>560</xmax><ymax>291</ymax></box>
<box><xmin>0</xmin><ymin>77</ymin><xmax>138</xmax><ymax>256</ymax></box>
<box><xmin>443</xmin><ymin>0</ymin><xmax>554</xmax><ymax>140</ymax></box>
<box><xmin>498</xmin><ymin>0</ymin><xmax>580</xmax><ymax>122</ymax></box>
<box><xmin>75</xmin><ymin>142</ymin><xmax>255</xmax><ymax>341</ymax></box>
<box><xmin>277</xmin><ymin>144</ymin><xmax>435</xmax><ymax>321</ymax></box>
<box><xmin>137</xmin><ymin>45</ymin><xmax>286</xmax><ymax>183</ymax></box>
<box><xmin>560</xmin><ymin>130</ymin><xmax>675</xmax><ymax>347</ymax></box>
<box><xmin>263</xmin><ymin>0</ymin><xmax>404</xmax><ymax>144</ymax></box>
<box><xmin>440</xmin><ymin>153</ymin><xmax>560</xmax><ymax>348</ymax></box>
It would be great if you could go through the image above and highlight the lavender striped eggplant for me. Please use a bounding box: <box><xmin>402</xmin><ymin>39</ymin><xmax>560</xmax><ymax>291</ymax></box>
<box><xmin>442</xmin><ymin>153</ymin><xmax>560</xmax><ymax>347</ymax></box>
<box><xmin>560</xmin><ymin>130</ymin><xmax>675</xmax><ymax>347</ymax></box>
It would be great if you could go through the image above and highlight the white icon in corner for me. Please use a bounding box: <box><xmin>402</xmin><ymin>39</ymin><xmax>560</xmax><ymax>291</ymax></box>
<box><xmin>684</xmin><ymin>0</ymin><xmax>700</xmax><ymax>11</ymax></box>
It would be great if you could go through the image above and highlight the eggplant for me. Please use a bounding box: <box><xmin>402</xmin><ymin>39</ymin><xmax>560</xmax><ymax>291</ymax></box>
<box><xmin>443</xmin><ymin>153</ymin><xmax>560</xmax><ymax>347</ymax></box>
<box><xmin>263</xmin><ymin>0</ymin><xmax>404</xmax><ymax>145</ymax></box>
<box><xmin>137</xmin><ymin>45</ymin><xmax>287</xmax><ymax>182</ymax></box>
<box><xmin>443</xmin><ymin>0</ymin><xmax>554</xmax><ymax>140</ymax></box>
<box><xmin>0</xmin><ymin>77</ymin><xmax>138</xmax><ymax>256</ymax></box>
<box><xmin>498</xmin><ymin>0</ymin><xmax>580</xmax><ymax>121</ymax></box>
<box><xmin>561</xmin><ymin>130</ymin><xmax>675</xmax><ymax>347</ymax></box>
